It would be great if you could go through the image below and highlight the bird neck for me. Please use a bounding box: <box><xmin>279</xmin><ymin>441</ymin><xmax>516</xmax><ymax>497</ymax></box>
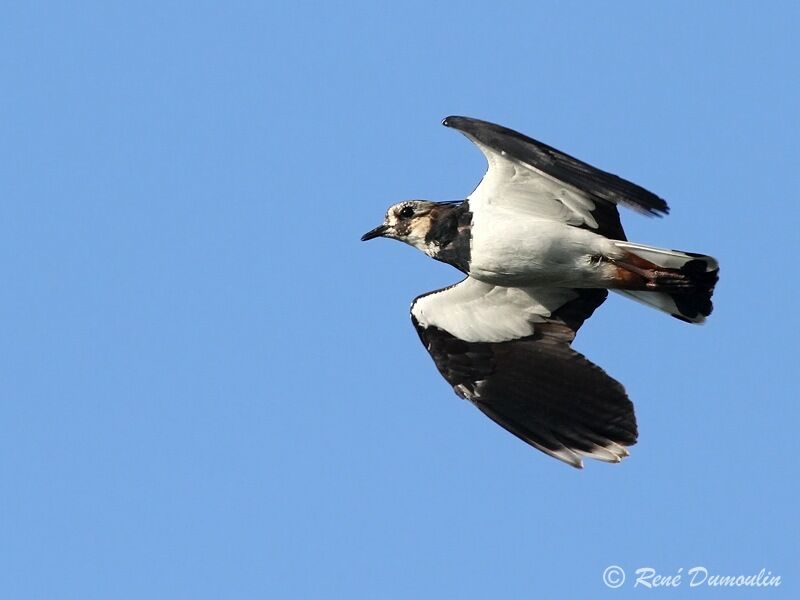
<box><xmin>425</xmin><ymin>201</ymin><xmax>472</xmax><ymax>272</ymax></box>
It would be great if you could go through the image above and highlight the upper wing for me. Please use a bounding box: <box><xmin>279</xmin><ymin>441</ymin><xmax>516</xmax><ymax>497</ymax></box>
<box><xmin>443</xmin><ymin>115</ymin><xmax>669</xmax><ymax>240</ymax></box>
<box><xmin>411</xmin><ymin>277</ymin><xmax>637</xmax><ymax>468</ymax></box>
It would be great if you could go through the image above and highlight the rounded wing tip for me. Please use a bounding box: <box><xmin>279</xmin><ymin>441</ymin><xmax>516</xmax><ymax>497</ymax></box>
<box><xmin>651</xmin><ymin>202</ymin><xmax>670</xmax><ymax>217</ymax></box>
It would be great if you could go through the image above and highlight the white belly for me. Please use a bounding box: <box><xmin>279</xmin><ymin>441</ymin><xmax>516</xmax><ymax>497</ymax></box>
<box><xmin>469</xmin><ymin>213</ymin><xmax>620</xmax><ymax>287</ymax></box>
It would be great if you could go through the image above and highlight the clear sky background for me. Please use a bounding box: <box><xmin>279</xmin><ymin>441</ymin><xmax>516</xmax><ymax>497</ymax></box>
<box><xmin>1</xmin><ymin>2</ymin><xmax>797</xmax><ymax>598</ymax></box>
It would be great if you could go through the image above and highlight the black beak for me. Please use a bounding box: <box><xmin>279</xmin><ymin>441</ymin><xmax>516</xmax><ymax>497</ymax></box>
<box><xmin>361</xmin><ymin>224</ymin><xmax>389</xmax><ymax>241</ymax></box>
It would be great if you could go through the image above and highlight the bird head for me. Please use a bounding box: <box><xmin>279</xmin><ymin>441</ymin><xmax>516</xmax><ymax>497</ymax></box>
<box><xmin>361</xmin><ymin>200</ymin><xmax>439</xmax><ymax>253</ymax></box>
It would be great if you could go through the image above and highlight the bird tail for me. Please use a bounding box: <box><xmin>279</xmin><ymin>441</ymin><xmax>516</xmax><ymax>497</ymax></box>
<box><xmin>610</xmin><ymin>241</ymin><xmax>719</xmax><ymax>324</ymax></box>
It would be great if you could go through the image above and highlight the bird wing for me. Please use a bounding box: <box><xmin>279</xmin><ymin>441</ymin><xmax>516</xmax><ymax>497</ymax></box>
<box><xmin>411</xmin><ymin>277</ymin><xmax>637</xmax><ymax>468</ymax></box>
<box><xmin>443</xmin><ymin>116</ymin><xmax>669</xmax><ymax>240</ymax></box>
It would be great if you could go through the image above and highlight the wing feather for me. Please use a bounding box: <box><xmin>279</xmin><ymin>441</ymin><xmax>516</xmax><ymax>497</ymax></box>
<box><xmin>443</xmin><ymin>115</ymin><xmax>667</xmax><ymax>239</ymax></box>
<box><xmin>411</xmin><ymin>278</ymin><xmax>636</xmax><ymax>468</ymax></box>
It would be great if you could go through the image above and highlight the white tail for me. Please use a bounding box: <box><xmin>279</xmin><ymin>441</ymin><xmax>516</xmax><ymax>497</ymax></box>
<box><xmin>612</xmin><ymin>241</ymin><xmax>719</xmax><ymax>324</ymax></box>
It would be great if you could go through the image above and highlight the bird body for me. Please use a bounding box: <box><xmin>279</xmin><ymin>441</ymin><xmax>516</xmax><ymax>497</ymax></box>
<box><xmin>362</xmin><ymin>116</ymin><xmax>718</xmax><ymax>468</ymax></box>
<box><xmin>469</xmin><ymin>212</ymin><xmax>620</xmax><ymax>287</ymax></box>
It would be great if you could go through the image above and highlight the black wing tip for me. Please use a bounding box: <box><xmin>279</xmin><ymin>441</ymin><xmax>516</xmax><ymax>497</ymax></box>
<box><xmin>442</xmin><ymin>115</ymin><xmax>488</xmax><ymax>130</ymax></box>
<box><xmin>634</xmin><ymin>201</ymin><xmax>670</xmax><ymax>218</ymax></box>
<box><xmin>441</xmin><ymin>115</ymin><xmax>487</xmax><ymax>131</ymax></box>
<box><xmin>630</xmin><ymin>194</ymin><xmax>670</xmax><ymax>217</ymax></box>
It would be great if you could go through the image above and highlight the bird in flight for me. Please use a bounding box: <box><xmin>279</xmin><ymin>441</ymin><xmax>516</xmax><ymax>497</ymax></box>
<box><xmin>361</xmin><ymin>116</ymin><xmax>718</xmax><ymax>468</ymax></box>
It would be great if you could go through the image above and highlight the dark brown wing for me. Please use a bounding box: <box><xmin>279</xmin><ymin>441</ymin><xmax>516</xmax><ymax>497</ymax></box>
<box><xmin>412</xmin><ymin>288</ymin><xmax>637</xmax><ymax>468</ymax></box>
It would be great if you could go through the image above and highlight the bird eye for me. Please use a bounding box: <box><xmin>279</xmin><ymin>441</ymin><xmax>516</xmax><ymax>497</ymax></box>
<box><xmin>399</xmin><ymin>206</ymin><xmax>415</xmax><ymax>219</ymax></box>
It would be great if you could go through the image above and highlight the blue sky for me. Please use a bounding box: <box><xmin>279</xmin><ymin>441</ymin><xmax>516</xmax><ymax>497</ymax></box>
<box><xmin>1</xmin><ymin>1</ymin><xmax>797</xmax><ymax>598</ymax></box>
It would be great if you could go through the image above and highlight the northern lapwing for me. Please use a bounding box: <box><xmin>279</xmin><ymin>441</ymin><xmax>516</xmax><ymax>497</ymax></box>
<box><xmin>362</xmin><ymin>116</ymin><xmax>718</xmax><ymax>468</ymax></box>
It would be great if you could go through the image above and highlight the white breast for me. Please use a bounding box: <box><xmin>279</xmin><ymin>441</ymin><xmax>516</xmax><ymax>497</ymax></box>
<box><xmin>469</xmin><ymin>209</ymin><xmax>618</xmax><ymax>287</ymax></box>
